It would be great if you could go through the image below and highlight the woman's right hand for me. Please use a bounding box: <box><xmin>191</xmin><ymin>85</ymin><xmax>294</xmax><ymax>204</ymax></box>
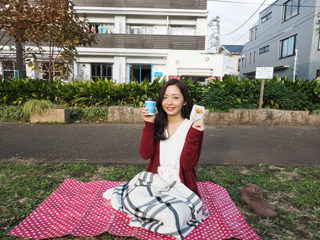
<box><xmin>142</xmin><ymin>105</ymin><xmax>157</xmax><ymax>123</ymax></box>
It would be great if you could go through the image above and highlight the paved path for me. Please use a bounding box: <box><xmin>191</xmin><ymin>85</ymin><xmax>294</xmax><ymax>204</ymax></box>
<box><xmin>0</xmin><ymin>123</ymin><xmax>319</xmax><ymax>166</ymax></box>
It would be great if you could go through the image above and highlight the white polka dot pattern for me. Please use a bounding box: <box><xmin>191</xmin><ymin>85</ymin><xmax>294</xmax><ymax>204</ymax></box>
<box><xmin>8</xmin><ymin>178</ymin><xmax>261</xmax><ymax>240</ymax></box>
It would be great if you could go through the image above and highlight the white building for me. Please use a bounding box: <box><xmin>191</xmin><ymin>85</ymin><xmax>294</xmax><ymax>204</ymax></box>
<box><xmin>71</xmin><ymin>0</ymin><xmax>238</xmax><ymax>83</ymax></box>
<box><xmin>0</xmin><ymin>0</ymin><xmax>239</xmax><ymax>82</ymax></box>
<box><xmin>240</xmin><ymin>0</ymin><xmax>320</xmax><ymax>80</ymax></box>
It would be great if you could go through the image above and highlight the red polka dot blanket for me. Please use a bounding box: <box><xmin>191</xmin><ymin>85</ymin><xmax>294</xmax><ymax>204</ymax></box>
<box><xmin>9</xmin><ymin>178</ymin><xmax>261</xmax><ymax>240</ymax></box>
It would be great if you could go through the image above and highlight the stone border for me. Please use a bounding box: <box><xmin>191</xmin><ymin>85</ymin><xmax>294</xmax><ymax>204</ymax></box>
<box><xmin>107</xmin><ymin>106</ymin><xmax>320</xmax><ymax>126</ymax></box>
<box><xmin>30</xmin><ymin>109</ymin><xmax>70</xmax><ymax>123</ymax></box>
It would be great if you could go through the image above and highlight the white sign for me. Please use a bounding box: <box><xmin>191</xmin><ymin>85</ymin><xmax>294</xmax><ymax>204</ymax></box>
<box><xmin>255</xmin><ymin>67</ymin><xmax>274</xmax><ymax>79</ymax></box>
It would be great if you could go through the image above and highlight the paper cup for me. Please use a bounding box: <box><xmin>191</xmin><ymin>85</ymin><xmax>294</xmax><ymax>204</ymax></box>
<box><xmin>145</xmin><ymin>98</ymin><xmax>157</xmax><ymax>115</ymax></box>
<box><xmin>195</xmin><ymin>107</ymin><xmax>204</xmax><ymax>119</ymax></box>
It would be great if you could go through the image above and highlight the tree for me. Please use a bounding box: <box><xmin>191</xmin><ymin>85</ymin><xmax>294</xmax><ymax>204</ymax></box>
<box><xmin>1</xmin><ymin>0</ymin><xmax>32</xmax><ymax>78</ymax></box>
<box><xmin>1</xmin><ymin>0</ymin><xmax>97</xmax><ymax>80</ymax></box>
<box><xmin>27</xmin><ymin>0</ymin><xmax>97</xmax><ymax>80</ymax></box>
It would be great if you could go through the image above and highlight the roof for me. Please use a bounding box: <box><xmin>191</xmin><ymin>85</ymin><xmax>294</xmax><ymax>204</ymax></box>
<box><xmin>221</xmin><ymin>45</ymin><xmax>244</xmax><ymax>54</ymax></box>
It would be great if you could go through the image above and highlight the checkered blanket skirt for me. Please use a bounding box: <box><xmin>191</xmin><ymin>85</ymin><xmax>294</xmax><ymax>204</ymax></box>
<box><xmin>110</xmin><ymin>171</ymin><xmax>208</xmax><ymax>239</ymax></box>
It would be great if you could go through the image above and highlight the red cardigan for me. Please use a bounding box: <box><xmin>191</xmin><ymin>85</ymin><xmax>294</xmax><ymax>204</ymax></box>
<box><xmin>139</xmin><ymin>121</ymin><xmax>204</xmax><ymax>197</ymax></box>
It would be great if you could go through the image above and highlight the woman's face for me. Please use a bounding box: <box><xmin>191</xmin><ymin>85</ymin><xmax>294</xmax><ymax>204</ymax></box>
<box><xmin>162</xmin><ymin>85</ymin><xmax>186</xmax><ymax>117</ymax></box>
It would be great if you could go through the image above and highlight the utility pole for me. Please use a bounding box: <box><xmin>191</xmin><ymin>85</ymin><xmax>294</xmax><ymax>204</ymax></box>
<box><xmin>207</xmin><ymin>16</ymin><xmax>220</xmax><ymax>53</ymax></box>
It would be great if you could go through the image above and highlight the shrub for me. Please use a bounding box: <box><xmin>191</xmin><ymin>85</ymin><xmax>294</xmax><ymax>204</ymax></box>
<box><xmin>1</xmin><ymin>75</ymin><xmax>319</xmax><ymax>112</ymax></box>
<box><xmin>22</xmin><ymin>99</ymin><xmax>57</xmax><ymax>116</ymax></box>
<box><xmin>70</xmin><ymin>106</ymin><xmax>109</xmax><ymax>120</ymax></box>
<box><xmin>0</xmin><ymin>105</ymin><xmax>26</xmax><ymax>121</ymax></box>
<box><xmin>201</xmin><ymin>88</ymin><xmax>256</xmax><ymax>112</ymax></box>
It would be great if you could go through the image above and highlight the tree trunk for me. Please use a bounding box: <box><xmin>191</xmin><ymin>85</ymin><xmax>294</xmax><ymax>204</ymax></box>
<box><xmin>16</xmin><ymin>40</ymin><xmax>26</xmax><ymax>79</ymax></box>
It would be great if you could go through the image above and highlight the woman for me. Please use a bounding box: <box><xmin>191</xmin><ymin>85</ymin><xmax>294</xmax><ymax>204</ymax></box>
<box><xmin>106</xmin><ymin>79</ymin><xmax>207</xmax><ymax>240</ymax></box>
<box><xmin>140</xmin><ymin>78</ymin><xmax>204</xmax><ymax>197</ymax></box>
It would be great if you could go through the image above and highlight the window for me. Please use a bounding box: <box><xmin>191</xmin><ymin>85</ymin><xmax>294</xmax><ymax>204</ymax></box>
<box><xmin>316</xmin><ymin>69</ymin><xmax>320</xmax><ymax>79</ymax></box>
<box><xmin>283</xmin><ymin>0</ymin><xmax>300</xmax><ymax>22</ymax></box>
<box><xmin>128</xmin><ymin>25</ymin><xmax>153</xmax><ymax>34</ymax></box>
<box><xmin>41</xmin><ymin>62</ymin><xmax>66</xmax><ymax>80</ymax></box>
<box><xmin>261</xmin><ymin>12</ymin><xmax>272</xmax><ymax>23</ymax></box>
<box><xmin>169</xmin><ymin>26</ymin><xmax>195</xmax><ymax>35</ymax></box>
<box><xmin>250</xmin><ymin>30</ymin><xmax>253</xmax><ymax>41</ymax></box>
<box><xmin>249</xmin><ymin>53</ymin><xmax>252</xmax><ymax>64</ymax></box>
<box><xmin>280</xmin><ymin>35</ymin><xmax>296</xmax><ymax>58</ymax></box>
<box><xmin>255</xmin><ymin>28</ymin><xmax>257</xmax><ymax>39</ymax></box>
<box><xmin>87</xmin><ymin>24</ymin><xmax>114</xmax><ymax>33</ymax></box>
<box><xmin>91</xmin><ymin>64</ymin><xmax>112</xmax><ymax>81</ymax></box>
<box><xmin>318</xmin><ymin>35</ymin><xmax>320</xmax><ymax>50</ymax></box>
<box><xmin>1</xmin><ymin>61</ymin><xmax>15</xmax><ymax>79</ymax></box>
<box><xmin>259</xmin><ymin>45</ymin><xmax>269</xmax><ymax>54</ymax></box>
<box><xmin>130</xmin><ymin>64</ymin><xmax>152</xmax><ymax>83</ymax></box>
<box><xmin>253</xmin><ymin>52</ymin><xmax>256</xmax><ymax>63</ymax></box>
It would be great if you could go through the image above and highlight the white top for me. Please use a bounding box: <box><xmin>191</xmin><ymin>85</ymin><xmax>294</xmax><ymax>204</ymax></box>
<box><xmin>158</xmin><ymin>119</ymin><xmax>193</xmax><ymax>183</ymax></box>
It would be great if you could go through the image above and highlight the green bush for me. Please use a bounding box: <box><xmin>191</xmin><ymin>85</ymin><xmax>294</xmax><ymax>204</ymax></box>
<box><xmin>69</xmin><ymin>106</ymin><xmax>109</xmax><ymax>120</ymax></box>
<box><xmin>0</xmin><ymin>105</ymin><xmax>26</xmax><ymax>121</ymax></box>
<box><xmin>201</xmin><ymin>88</ymin><xmax>256</xmax><ymax>111</ymax></box>
<box><xmin>201</xmin><ymin>75</ymin><xmax>320</xmax><ymax>112</ymax></box>
<box><xmin>1</xmin><ymin>75</ymin><xmax>319</xmax><ymax>113</ymax></box>
<box><xmin>181</xmin><ymin>78</ymin><xmax>204</xmax><ymax>104</ymax></box>
<box><xmin>22</xmin><ymin>99</ymin><xmax>57</xmax><ymax>116</ymax></box>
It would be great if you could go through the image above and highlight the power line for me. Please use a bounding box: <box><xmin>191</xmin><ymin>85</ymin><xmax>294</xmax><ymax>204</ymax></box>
<box><xmin>220</xmin><ymin>0</ymin><xmax>267</xmax><ymax>35</ymax></box>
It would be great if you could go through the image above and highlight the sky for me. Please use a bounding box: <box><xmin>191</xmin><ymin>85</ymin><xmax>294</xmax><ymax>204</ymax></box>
<box><xmin>207</xmin><ymin>0</ymin><xmax>277</xmax><ymax>46</ymax></box>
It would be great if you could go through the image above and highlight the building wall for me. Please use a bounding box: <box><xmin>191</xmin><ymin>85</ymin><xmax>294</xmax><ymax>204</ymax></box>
<box><xmin>72</xmin><ymin>0</ymin><xmax>209</xmax><ymax>83</ymax></box>
<box><xmin>309</xmin><ymin>14</ymin><xmax>320</xmax><ymax>79</ymax></box>
<box><xmin>240</xmin><ymin>0</ymin><xmax>320</xmax><ymax>80</ymax></box>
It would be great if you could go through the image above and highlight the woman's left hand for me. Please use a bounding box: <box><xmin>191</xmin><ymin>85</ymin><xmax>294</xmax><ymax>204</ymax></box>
<box><xmin>192</xmin><ymin>118</ymin><xmax>205</xmax><ymax>132</ymax></box>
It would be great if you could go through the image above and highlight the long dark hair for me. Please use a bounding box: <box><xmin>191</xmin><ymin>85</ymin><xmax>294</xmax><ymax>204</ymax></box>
<box><xmin>154</xmin><ymin>78</ymin><xmax>193</xmax><ymax>142</ymax></box>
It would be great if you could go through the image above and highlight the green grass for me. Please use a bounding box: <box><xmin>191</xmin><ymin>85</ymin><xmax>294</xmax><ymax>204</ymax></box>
<box><xmin>22</xmin><ymin>99</ymin><xmax>57</xmax><ymax>116</ymax></box>
<box><xmin>0</xmin><ymin>162</ymin><xmax>319</xmax><ymax>240</ymax></box>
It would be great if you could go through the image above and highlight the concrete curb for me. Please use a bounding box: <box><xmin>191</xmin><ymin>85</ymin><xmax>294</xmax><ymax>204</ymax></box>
<box><xmin>30</xmin><ymin>109</ymin><xmax>70</xmax><ymax>123</ymax></box>
<box><xmin>107</xmin><ymin>106</ymin><xmax>320</xmax><ymax>126</ymax></box>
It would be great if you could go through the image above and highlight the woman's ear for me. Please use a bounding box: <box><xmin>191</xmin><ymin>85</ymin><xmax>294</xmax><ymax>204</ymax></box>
<box><xmin>184</xmin><ymin>101</ymin><xmax>187</xmax><ymax>106</ymax></box>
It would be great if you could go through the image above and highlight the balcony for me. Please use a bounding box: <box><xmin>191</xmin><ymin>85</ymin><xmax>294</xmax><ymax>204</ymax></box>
<box><xmin>88</xmin><ymin>33</ymin><xmax>205</xmax><ymax>50</ymax></box>
<box><xmin>0</xmin><ymin>33</ymin><xmax>205</xmax><ymax>51</ymax></box>
<box><xmin>73</xmin><ymin>0</ymin><xmax>207</xmax><ymax>10</ymax></box>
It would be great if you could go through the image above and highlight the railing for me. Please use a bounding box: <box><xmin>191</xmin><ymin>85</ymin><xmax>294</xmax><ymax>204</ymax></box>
<box><xmin>0</xmin><ymin>33</ymin><xmax>206</xmax><ymax>51</ymax></box>
<box><xmin>89</xmin><ymin>33</ymin><xmax>205</xmax><ymax>50</ymax></box>
<box><xmin>73</xmin><ymin>0</ymin><xmax>207</xmax><ymax>10</ymax></box>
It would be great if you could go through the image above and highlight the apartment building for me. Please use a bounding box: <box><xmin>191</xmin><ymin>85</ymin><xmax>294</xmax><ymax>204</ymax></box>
<box><xmin>240</xmin><ymin>0</ymin><xmax>320</xmax><ymax>80</ymax></box>
<box><xmin>63</xmin><ymin>0</ymin><xmax>205</xmax><ymax>83</ymax></box>
<box><xmin>0</xmin><ymin>0</ymin><xmax>239</xmax><ymax>82</ymax></box>
<box><xmin>69</xmin><ymin>0</ymin><xmax>239</xmax><ymax>83</ymax></box>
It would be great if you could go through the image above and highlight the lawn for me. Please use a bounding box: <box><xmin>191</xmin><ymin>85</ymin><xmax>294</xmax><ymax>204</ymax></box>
<box><xmin>0</xmin><ymin>161</ymin><xmax>319</xmax><ymax>240</ymax></box>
